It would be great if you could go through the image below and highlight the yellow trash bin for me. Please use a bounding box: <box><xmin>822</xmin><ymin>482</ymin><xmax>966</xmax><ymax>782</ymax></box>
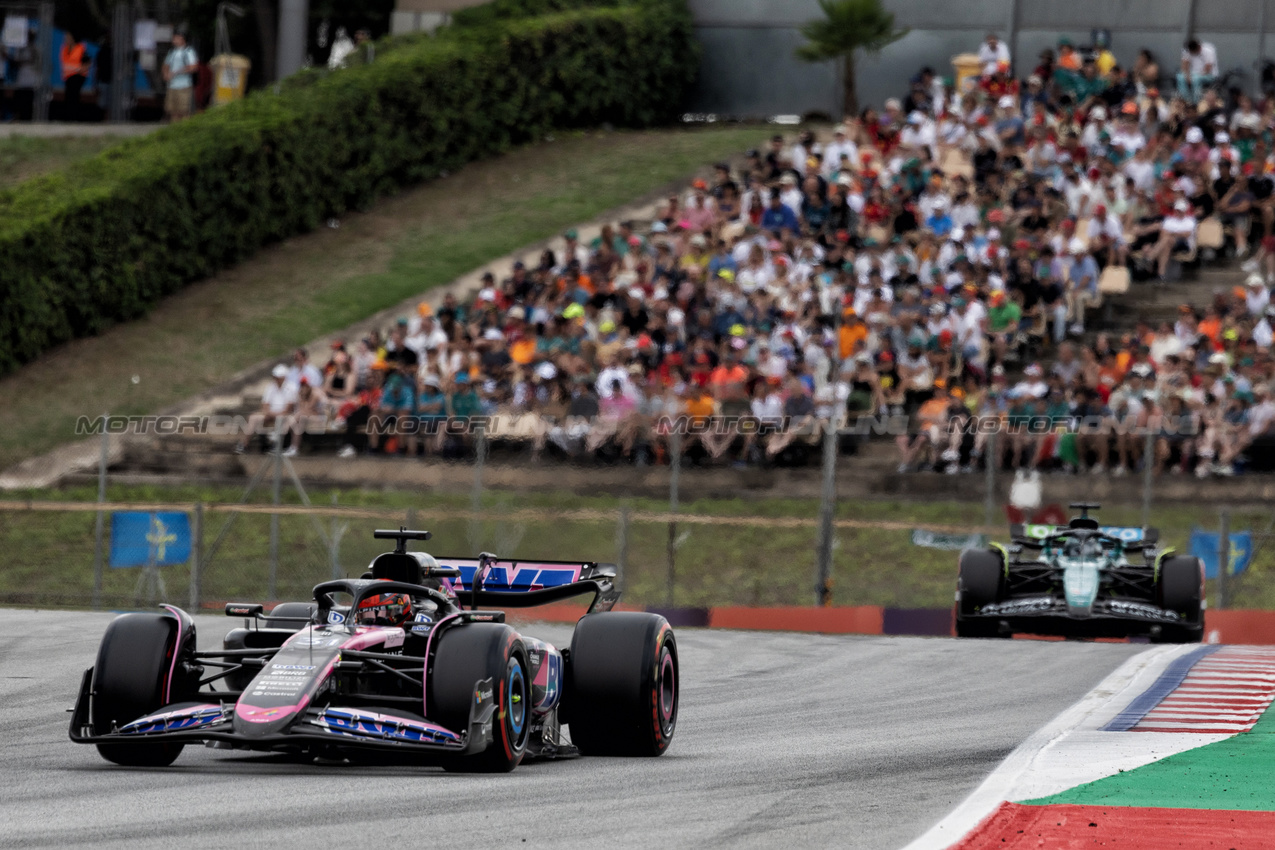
<box><xmin>210</xmin><ymin>54</ymin><xmax>251</xmax><ymax>106</ymax></box>
<box><xmin>952</xmin><ymin>53</ymin><xmax>982</xmax><ymax>93</ymax></box>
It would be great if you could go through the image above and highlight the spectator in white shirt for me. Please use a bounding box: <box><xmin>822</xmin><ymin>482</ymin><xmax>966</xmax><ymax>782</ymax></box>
<box><xmin>1085</xmin><ymin>204</ymin><xmax>1127</xmax><ymax>266</ymax></box>
<box><xmin>1245</xmin><ymin>274</ymin><xmax>1271</xmax><ymax>316</ymax></box>
<box><xmin>1255</xmin><ymin>306</ymin><xmax>1275</xmax><ymax>350</ymax></box>
<box><xmin>237</xmin><ymin>364</ymin><xmax>298</xmax><ymax>453</ymax></box>
<box><xmin>822</xmin><ymin>127</ymin><xmax>858</xmax><ymax>178</ymax></box>
<box><xmin>900</xmin><ymin>112</ymin><xmax>936</xmax><ymax>157</ymax></box>
<box><xmin>1123</xmin><ymin>145</ymin><xmax>1156</xmax><ymax>193</ymax></box>
<box><xmin>977</xmin><ymin>32</ymin><xmax>1011</xmax><ymax>77</ymax></box>
<box><xmin>779</xmin><ymin>173</ymin><xmax>804</xmax><ymax>215</ymax></box>
<box><xmin>285</xmin><ymin>347</ymin><xmax>324</xmax><ymax>391</ymax></box>
<box><xmin>1142</xmin><ymin>200</ymin><xmax>1198</xmax><ymax>280</ymax></box>
<box><xmin>1177</xmin><ymin>39</ymin><xmax>1218</xmax><ymax>103</ymax></box>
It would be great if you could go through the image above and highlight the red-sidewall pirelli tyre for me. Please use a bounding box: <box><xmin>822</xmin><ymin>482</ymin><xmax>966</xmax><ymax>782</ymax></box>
<box><xmin>430</xmin><ymin>623</ymin><xmax>531</xmax><ymax>773</ymax></box>
<box><xmin>566</xmin><ymin>612</ymin><xmax>678</xmax><ymax>757</ymax></box>
<box><xmin>92</xmin><ymin>613</ymin><xmax>187</xmax><ymax>767</ymax></box>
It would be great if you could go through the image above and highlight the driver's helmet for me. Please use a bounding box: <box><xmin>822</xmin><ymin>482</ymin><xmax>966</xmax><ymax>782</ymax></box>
<box><xmin>354</xmin><ymin>591</ymin><xmax>412</xmax><ymax>626</ymax></box>
<box><xmin>1062</xmin><ymin>537</ymin><xmax>1104</xmax><ymax>560</ymax></box>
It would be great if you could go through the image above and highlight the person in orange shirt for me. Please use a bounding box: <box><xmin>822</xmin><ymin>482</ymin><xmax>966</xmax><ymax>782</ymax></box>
<box><xmin>1057</xmin><ymin>39</ymin><xmax>1082</xmax><ymax>72</ymax></box>
<box><xmin>896</xmin><ymin>394</ymin><xmax>951</xmax><ymax>471</ymax></box>
<box><xmin>682</xmin><ymin>384</ymin><xmax>716</xmax><ymax>455</ymax></box>
<box><xmin>59</xmin><ymin>33</ymin><xmax>90</xmax><ymax>121</ymax></box>
<box><xmin>684</xmin><ymin>384</ymin><xmax>715</xmax><ymax>425</ymax></box>
<box><xmin>1197</xmin><ymin>307</ymin><xmax>1223</xmax><ymax>350</ymax></box>
<box><xmin>839</xmin><ymin>310</ymin><xmax>868</xmax><ymax>360</ymax></box>
<box><xmin>1095</xmin><ymin>351</ymin><xmax>1122</xmax><ymax>402</ymax></box>
<box><xmin>708</xmin><ymin>351</ymin><xmax>747</xmax><ymax>387</ymax></box>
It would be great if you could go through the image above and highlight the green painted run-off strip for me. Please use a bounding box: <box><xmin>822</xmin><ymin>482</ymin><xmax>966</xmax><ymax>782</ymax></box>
<box><xmin>1024</xmin><ymin>699</ymin><xmax>1275</xmax><ymax>812</ymax></box>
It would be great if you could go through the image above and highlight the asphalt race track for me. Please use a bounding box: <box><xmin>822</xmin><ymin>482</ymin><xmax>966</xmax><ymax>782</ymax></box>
<box><xmin>0</xmin><ymin>610</ymin><xmax>1146</xmax><ymax>849</ymax></box>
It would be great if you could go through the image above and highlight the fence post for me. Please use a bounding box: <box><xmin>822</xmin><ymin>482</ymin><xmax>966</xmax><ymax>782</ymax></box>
<box><xmin>109</xmin><ymin>1</ymin><xmax>131</xmax><ymax>123</ymax></box>
<box><xmin>616</xmin><ymin>503</ymin><xmax>630</xmax><ymax>590</ymax></box>
<box><xmin>1218</xmin><ymin>508</ymin><xmax>1231</xmax><ymax>610</ymax></box>
<box><xmin>1141</xmin><ymin>430</ymin><xmax>1155</xmax><ymax>531</ymax></box>
<box><xmin>331</xmin><ymin>492</ymin><xmax>342</xmax><ymax>580</ymax></box>
<box><xmin>983</xmin><ymin>430</ymin><xmax>996</xmax><ymax>527</ymax></box>
<box><xmin>34</xmin><ymin>2</ymin><xmax>52</xmax><ymax>122</ymax></box>
<box><xmin>91</xmin><ymin>416</ymin><xmax>109</xmax><ymax>610</ymax></box>
<box><xmin>815</xmin><ymin>423</ymin><xmax>837</xmax><ymax>606</ymax></box>
<box><xmin>468</xmin><ymin>429</ymin><xmax>486</xmax><ymax>551</ymax></box>
<box><xmin>189</xmin><ymin>502</ymin><xmax>203</xmax><ymax>611</ymax></box>
<box><xmin>666</xmin><ymin>431</ymin><xmax>681</xmax><ymax>608</ymax></box>
<box><xmin>268</xmin><ymin>424</ymin><xmax>283</xmax><ymax>600</ymax></box>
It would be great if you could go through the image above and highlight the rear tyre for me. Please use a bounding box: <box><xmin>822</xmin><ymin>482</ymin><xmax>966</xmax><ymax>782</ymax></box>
<box><xmin>1155</xmin><ymin>556</ymin><xmax>1205</xmax><ymax>643</ymax></box>
<box><xmin>92</xmin><ymin>613</ymin><xmax>186</xmax><ymax>767</ymax></box>
<box><xmin>430</xmin><ymin>624</ymin><xmax>530</xmax><ymax>773</ymax></box>
<box><xmin>566</xmin><ymin>613</ymin><xmax>678</xmax><ymax>757</ymax></box>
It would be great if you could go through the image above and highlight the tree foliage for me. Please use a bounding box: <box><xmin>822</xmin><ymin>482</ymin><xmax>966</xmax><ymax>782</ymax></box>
<box><xmin>795</xmin><ymin>0</ymin><xmax>908</xmax><ymax>62</ymax></box>
<box><xmin>0</xmin><ymin>0</ymin><xmax>699</xmax><ymax>374</ymax></box>
<box><xmin>795</xmin><ymin>0</ymin><xmax>908</xmax><ymax>114</ymax></box>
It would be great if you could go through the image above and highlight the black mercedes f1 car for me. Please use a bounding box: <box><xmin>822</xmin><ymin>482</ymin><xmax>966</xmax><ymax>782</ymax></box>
<box><xmin>954</xmin><ymin>503</ymin><xmax>1205</xmax><ymax>642</ymax></box>
<box><xmin>70</xmin><ymin>529</ymin><xmax>678</xmax><ymax>771</ymax></box>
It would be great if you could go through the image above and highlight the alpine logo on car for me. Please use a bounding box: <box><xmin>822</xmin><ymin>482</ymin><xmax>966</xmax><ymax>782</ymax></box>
<box><xmin>327</xmin><ymin>610</ymin><xmax>345</xmax><ymax>625</ymax></box>
<box><xmin>445</xmin><ymin>563</ymin><xmax>582</xmax><ymax>592</ymax></box>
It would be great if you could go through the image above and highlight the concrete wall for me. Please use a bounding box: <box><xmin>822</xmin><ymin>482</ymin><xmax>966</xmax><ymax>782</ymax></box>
<box><xmin>392</xmin><ymin>0</ymin><xmax>486</xmax><ymax>34</ymax></box>
<box><xmin>686</xmin><ymin>0</ymin><xmax>1275</xmax><ymax>118</ymax></box>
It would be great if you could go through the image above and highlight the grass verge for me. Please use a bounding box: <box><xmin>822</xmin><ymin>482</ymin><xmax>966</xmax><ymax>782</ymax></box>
<box><xmin>0</xmin><ymin>135</ymin><xmax>122</xmax><ymax>189</ymax></box>
<box><xmin>3</xmin><ymin>481</ymin><xmax>1271</xmax><ymax>611</ymax></box>
<box><xmin>0</xmin><ymin>125</ymin><xmax>765</xmax><ymax>470</ymax></box>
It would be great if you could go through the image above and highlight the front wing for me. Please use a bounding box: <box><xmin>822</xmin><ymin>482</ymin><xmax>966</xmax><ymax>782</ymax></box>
<box><xmin>68</xmin><ymin>668</ymin><xmax>498</xmax><ymax>758</ymax></box>
<box><xmin>961</xmin><ymin>596</ymin><xmax>1193</xmax><ymax>638</ymax></box>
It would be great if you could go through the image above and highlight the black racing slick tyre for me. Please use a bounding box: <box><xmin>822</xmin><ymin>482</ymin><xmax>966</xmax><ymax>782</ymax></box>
<box><xmin>91</xmin><ymin>613</ymin><xmax>186</xmax><ymax>767</ymax></box>
<box><xmin>958</xmin><ymin>549</ymin><xmax>1005</xmax><ymax>611</ymax></box>
<box><xmin>566</xmin><ymin>613</ymin><xmax>678</xmax><ymax>757</ymax></box>
<box><xmin>956</xmin><ymin>549</ymin><xmax>1008</xmax><ymax>639</ymax></box>
<box><xmin>430</xmin><ymin>624</ymin><xmax>530</xmax><ymax>773</ymax></box>
<box><xmin>1155</xmin><ymin>556</ymin><xmax>1205</xmax><ymax>644</ymax></box>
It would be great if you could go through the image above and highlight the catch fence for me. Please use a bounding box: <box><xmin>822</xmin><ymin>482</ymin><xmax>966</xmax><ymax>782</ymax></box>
<box><xmin>5</xmin><ymin>418</ymin><xmax>1275</xmax><ymax>612</ymax></box>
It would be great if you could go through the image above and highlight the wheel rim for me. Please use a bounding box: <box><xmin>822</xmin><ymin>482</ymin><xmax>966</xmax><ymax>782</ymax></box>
<box><xmin>656</xmin><ymin>643</ymin><xmax>676</xmax><ymax>735</ymax></box>
<box><xmin>506</xmin><ymin>659</ymin><xmax>527</xmax><ymax>746</ymax></box>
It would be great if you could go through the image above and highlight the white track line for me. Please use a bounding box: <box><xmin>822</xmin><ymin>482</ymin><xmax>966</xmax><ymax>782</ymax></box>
<box><xmin>899</xmin><ymin>645</ymin><xmax>1215</xmax><ymax>850</ymax></box>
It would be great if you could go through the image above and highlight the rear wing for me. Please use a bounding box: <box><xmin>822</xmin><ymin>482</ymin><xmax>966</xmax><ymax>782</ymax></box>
<box><xmin>1010</xmin><ymin>524</ymin><xmax>1158</xmax><ymax>546</ymax></box>
<box><xmin>434</xmin><ymin>557</ymin><xmax>620</xmax><ymax>613</ymax></box>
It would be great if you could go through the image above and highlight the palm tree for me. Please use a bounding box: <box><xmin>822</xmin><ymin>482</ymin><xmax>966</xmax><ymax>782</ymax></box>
<box><xmin>796</xmin><ymin>0</ymin><xmax>909</xmax><ymax>117</ymax></box>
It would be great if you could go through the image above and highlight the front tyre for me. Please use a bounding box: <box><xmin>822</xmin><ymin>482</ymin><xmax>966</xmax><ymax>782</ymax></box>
<box><xmin>431</xmin><ymin>624</ymin><xmax>531</xmax><ymax>773</ymax></box>
<box><xmin>91</xmin><ymin>613</ymin><xmax>186</xmax><ymax>767</ymax></box>
<box><xmin>566</xmin><ymin>613</ymin><xmax>678</xmax><ymax>757</ymax></box>
<box><xmin>1154</xmin><ymin>556</ymin><xmax>1205</xmax><ymax>643</ymax></box>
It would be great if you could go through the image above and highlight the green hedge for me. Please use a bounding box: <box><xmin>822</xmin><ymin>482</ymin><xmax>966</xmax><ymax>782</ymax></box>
<box><xmin>0</xmin><ymin>0</ymin><xmax>698</xmax><ymax>374</ymax></box>
<box><xmin>451</xmin><ymin>0</ymin><xmax>625</xmax><ymax>27</ymax></box>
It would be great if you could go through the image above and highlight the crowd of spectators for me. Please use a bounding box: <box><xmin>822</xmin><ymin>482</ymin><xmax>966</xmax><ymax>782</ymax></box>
<box><xmin>245</xmin><ymin>33</ymin><xmax>1275</xmax><ymax>479</ymax></box>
